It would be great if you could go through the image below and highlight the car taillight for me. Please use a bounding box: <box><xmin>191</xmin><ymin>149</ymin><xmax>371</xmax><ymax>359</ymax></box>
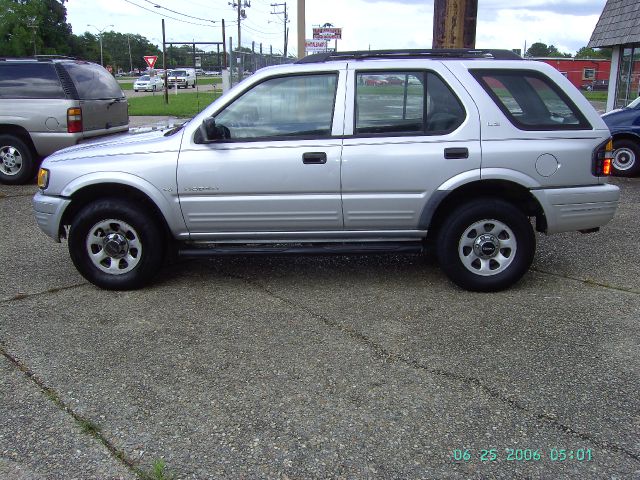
<box><xmin>67</xmin><ymin>107</ymin><xmax>82</xmax><ymax>133</ymax></box>
<box><xmin>593</xmin><ymin>138</ymin><xmax>613</xmax><ymax>176</ymax></box>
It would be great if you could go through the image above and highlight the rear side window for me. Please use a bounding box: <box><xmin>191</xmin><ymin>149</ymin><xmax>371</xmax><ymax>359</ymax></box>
<box><xmin>0</xmin><ymin>63</ymin><xmax>65</xmax><ymax>99</ymax></box>
<box><xmin>62</xmin><ymin>62</ymin><xmax>124</xmax><ymax>100</ymax></box>
<box><xmin>472</xmin><ymin>69</ymin><xmax>591</xmax><ymax>130</ymax></box>
<box><xmin>355</xmin><ymin>71</ymin><xmax>465</xmax><ymax>135</ymax></box>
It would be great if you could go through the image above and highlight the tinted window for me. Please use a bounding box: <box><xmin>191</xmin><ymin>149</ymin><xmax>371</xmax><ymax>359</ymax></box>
<box><xmin>472</xmin><ymin>69</ymin><xmax>590</xmax><ymax>130</ymax></box>
<box><xmin>0</xmin><ymin>63</ymin><xmax>65</xmax><ymax>99</ymax></box>
<box><xmin>215</xmin><ymin>73</ymin><xmax>338</xmax><ymax>140</ymax></box>
<box><xmin>355</xmin><ymin>71</ymin><xmax>465</xmax><ymax>135</ymax></box>
<box><xmin>62</xmin><ymin>62</ymin><xmax>124</xmax><ymax>100</ymax></box>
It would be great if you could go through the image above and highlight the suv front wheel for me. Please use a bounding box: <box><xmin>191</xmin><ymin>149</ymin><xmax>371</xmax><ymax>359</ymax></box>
<box><xmin>436</xmin><ymin>199</ymin><xmax>535</xmax><ymax>292</ymax></box>
<box><xmin>68</xmin><ymin>199</ymin><xmax>165</xmax><ymax>290</ymax></box>
<box><xmin>0</xmin><ymin>134</ymin><xmax>36</xmax><ymax>185</ymax></box>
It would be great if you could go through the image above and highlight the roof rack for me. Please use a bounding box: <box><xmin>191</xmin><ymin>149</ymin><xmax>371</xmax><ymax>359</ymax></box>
<box><xmin>296</xmin><ymin>49</ymin><xmax>522</xmax><ymax>64</ymax></box>
<box><xmin>0</xmin><ymin>55</ymin><xmax>78</xmax><ymax>62</ymax></box>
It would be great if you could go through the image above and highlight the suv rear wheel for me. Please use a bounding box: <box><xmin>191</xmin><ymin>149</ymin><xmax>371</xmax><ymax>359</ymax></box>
<box><xmin>436</xmin><ymin>199</ymin><xmax>535</xmax><ymax>292</ymax></box>
<box><xmin>68</xmin><ymin>199</ymin><xmax>165</xmax><ymax>290</ymax></box>
<box><xmin>0</xmin><ymin>134</ymin><xmax>36</xmax><ymax>185</ymax></box>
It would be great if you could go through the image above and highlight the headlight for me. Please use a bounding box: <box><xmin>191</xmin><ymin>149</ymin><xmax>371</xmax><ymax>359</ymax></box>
<box><xmin>37</xmin><ymin>168</ymin><xmax>49</xmax><ymax>189</ymax></box>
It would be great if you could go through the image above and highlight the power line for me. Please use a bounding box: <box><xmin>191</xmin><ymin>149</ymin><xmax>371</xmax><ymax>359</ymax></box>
<box><xmin>122</xmin><ymin>0</ymin><xmax>235</xmax><ymax>28</ymax></box>
<box><xmin>140</xmin><ymin>0</ymin><xmax>216</xmax><ymax>24</ymax></box>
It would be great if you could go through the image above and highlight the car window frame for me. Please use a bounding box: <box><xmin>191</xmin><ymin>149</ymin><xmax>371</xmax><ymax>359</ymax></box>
<box><xmin>352</xmin><ymin>69</ymin><xmax>467</xmax><ymax>139</ymax></box>
<box><xmin>470</xmin><ymin>68</ymin><xmax>592</xmax><ymax>131</ymax></box>
<box><xmin>206</xmin><ymin>71</ymin><xmax>341</xmax><ymax>144</ymax></box>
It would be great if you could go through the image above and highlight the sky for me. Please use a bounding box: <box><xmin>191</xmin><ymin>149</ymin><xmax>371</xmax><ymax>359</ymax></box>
<box><xmin>65</xmin><ymin>0</ymin><xmax>607</xmax><ymax>57</ymax></box>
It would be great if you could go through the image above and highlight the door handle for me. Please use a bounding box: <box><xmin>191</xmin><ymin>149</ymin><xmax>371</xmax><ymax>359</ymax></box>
<box><xmin>302</xmin><ymin>152</ymin><xmax>327</xmax><ymax>164</ymax></box>
<box><xmin>444</xmin><ymin>147</ymin><xmax>469</xmax><ymax>159</ymax></box>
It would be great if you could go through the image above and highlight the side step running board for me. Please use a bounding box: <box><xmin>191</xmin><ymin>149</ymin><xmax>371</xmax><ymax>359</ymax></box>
<box><xmin>178</xmin><ymin>242</ymin><xmax>424</xmax><ymax>258</ymax></box>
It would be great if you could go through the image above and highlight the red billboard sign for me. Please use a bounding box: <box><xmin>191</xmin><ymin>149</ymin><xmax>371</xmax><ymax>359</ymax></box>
<box><xmin>313</xmin><ymin>27</ymin><xmax>342</xmax><ymax>40</ymax></box>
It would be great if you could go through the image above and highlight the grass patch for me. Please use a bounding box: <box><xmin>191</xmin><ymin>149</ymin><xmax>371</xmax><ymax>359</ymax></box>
<box><xmin>142</xmin><ymin>459</ymin><xmax>174</xmax><ymax>480</ymax></box>
<box><xmin>120</xmin><ymin>77</ymin><xmax>221</xmax><ymax>91</ymax></box>
<box><xmin>128</xmin><ymin>91</ymin><xmax>221</xmax><ymax>117</ymax></box>
<box><xmin>582</xmin><ymin>91</ymin><xmax>608</xmax><ymax>102</ymax></box>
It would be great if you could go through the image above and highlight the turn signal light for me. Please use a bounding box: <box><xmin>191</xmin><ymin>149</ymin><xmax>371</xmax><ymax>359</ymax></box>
<box><xmin>67</xmin><ymin>107</ymin><xmax>83</xmax><ymax>133</ymax></box>
<box><xmin>37</xmin><ymin>168</ymin><xmax>49</xmax><ymax>189</ymax></box>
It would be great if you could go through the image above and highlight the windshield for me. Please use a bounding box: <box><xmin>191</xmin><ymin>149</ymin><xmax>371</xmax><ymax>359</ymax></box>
<box><xmin>138</xmin><ymin>75</ymin><xmax>150</xmax><ymax>81</ymax></box>
<box><xmin>173</xmin><ymin>70</ymin><xmax>187</xmax><ymax>77</ymax></box>
<box><xmin>628</xmin><ymin>96</ymin><xmax>640</xmax><ymax>109</ymax></box>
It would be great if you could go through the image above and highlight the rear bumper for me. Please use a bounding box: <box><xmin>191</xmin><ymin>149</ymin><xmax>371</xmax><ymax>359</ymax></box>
<box><xmin>32</xmin><ymin>191</ymin><xmax>70</xmax><ymax>242</ymax></box>
<box><xmin>532</xmin><ymin>184</ymin><xmax>620</xmax><ymax>234</ymax></box>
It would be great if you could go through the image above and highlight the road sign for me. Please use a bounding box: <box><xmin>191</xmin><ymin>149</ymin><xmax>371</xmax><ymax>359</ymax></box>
<box><xmin>143</xmin><ymin>55</ymin><xmax>158</xmax><ymax>69</ymax></box>
<box><xmin>305</xmin><ymin>40</ymin><xmax>329</xmax><ymax>53</ymax></box>
<box><xmin>313</xmin><ymin>27</ymin><xmax>342</xmax><ymax>40</ymax></box>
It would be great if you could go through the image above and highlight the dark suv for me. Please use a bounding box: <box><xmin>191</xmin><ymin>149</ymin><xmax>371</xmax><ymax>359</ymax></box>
<box><xmin>0</xmin><ymin>57</ymin><xmax>128</xmax><ymax>184</ymax></box>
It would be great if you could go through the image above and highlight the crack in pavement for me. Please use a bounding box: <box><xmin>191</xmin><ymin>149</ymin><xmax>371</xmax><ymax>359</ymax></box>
<box><xmin>0</xmin><ymin>344</ymin><xmax>147</xmax><ymax>479</ymax></box>
<box><xmin>230</xmin><ymin>272</ymin><xmax>640</xmax><ymax>465</ymax></box>
<box><xmin>532</xmin><ymin>268</ymin><xmax>640</xmax><ymax>295</ymax></box>
<box><xmin>0</xmin><ymin>283</ymin><xmax>88</xmax><ymax>304</ymax></box>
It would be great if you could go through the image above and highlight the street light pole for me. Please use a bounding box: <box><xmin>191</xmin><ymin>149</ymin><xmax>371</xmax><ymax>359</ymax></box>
<box><xmin>87</xmin><ymin>24</ymin><xmax>114</xmax><ymax>67</ymax></box>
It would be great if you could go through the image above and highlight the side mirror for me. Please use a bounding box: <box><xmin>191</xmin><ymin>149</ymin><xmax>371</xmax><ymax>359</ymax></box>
<box><xmin>198</xmin><ymin>117</ymin><xmax>230</xmax><ymax>143</ymax></box>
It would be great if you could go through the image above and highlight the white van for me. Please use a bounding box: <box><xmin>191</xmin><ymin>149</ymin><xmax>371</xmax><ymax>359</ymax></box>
<box><xmin>167</xmin><ymin>68</ymin><xmax>196</xmax><ymax>88</ymax></box>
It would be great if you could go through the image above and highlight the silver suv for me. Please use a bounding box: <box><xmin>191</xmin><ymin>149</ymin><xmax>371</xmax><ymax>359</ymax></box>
<box><xmin>32</xmin><ymin>50</ymin><xmax>620</xmax><ymax>291</ymax></box>
<box><xmin>0</xmin><ymin>57</ymin><xmax>128</xmax><ymax>184</ymax></box>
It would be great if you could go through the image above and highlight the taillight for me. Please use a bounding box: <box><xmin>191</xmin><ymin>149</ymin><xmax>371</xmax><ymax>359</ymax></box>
<box><xmin>593</xmin><ymin>138</ymin><xmax>613</xmax><ymax>176</ymax></box>
<box><xmin>67</xmin><ymin>107</ymin><xmax>82</xmax><ymax>133</ymax></box>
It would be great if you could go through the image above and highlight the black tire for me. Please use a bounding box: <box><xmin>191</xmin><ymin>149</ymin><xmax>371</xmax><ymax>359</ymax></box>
<box><xmin>436</xmin><ymin>199</ymin><xmax>535</xmax><ymax>292</ymax></box>
<box><xmin>611</xmin><ymin>139</ymin><xmax>640</xmax><ymax>177</ymax></box>
<box><xmin>0</xmin><ymin>134</ymin><xmax>36</xmax><ymax>185</ymax></box>
<box><xmin>68</xmin><ymin>199</ymin><xmax>165</xmax><ymax>290</ymax></box>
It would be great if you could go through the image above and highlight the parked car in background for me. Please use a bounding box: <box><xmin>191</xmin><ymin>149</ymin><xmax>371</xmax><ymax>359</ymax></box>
<box><xmin>602</xmin><ymin>96</ymin><xmax>640</xmax><ymax>176</ymax></box>
<box><xmin>133</xmin><ymin>75</ymin><xmax>164</xmax><ymax>92</ymax></box>
<box><xmin>0</xmin><ymin>58</ymin><xmax>128</xmax><ymax>184</ymax></box>
<box><xmin>385</xmin><ymin>76</ymin><xmax>405</xmax><ymax>85</ymax></box>
<box><xmin>581</xmin><ymin>79</ymin><xmax>609</xmax><ymax>91</ymax></box>
<box><xmin>33</xmin><ymin>49</ymin><xmax>619</xmax><ymax>292</ymax></box>
<box><xmin>363</xmin><ymin>75</ymin><xmax>388</xmax><ymax>86</ymax></box>
<box><xmin>167</xmin><ymin>68</ymin><xmax>196</xmax><ymax>88</ymax></box>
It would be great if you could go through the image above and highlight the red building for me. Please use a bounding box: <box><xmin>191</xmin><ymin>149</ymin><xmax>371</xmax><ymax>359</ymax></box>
<box><xmin>533</xmin><ymin>58</ymin><xmax>611</xmax><ymax>90</ymax></box>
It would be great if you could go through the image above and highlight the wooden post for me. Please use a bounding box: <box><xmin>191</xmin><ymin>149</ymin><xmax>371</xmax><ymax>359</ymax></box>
<box><xmin>432</xmin><ymin>0</ymin><xmax>477</xmax><ymax>49</ymax></box>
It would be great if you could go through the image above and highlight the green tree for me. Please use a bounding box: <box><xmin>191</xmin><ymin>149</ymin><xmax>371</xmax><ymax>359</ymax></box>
<box><xmin>575</xmin><ymin>46</ymin><xmax>612</xmax><ymax>59</ymax></box>
<box><xmin>546</xmin><ymin>45</ymin><xmax>571</xmax><ymax>58</ymax></box>
<box><xmin>0</xmin><ymin>0</ymin><xmax>72</xmax><ymax>56</ymax></box>
<box><xmin>525</xmin><ymin>42</ymin><xmax>550</xmax><ymax>58</ymax></box>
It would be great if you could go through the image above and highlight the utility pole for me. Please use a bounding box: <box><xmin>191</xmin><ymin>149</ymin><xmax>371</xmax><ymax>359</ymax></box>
<box><xmin>87</xmin><ymin>24</ymin><xmax>114</xmax><ymax>67</ymax></box>
<box><xmin>297</xmin><ymin>0</ymin><xmax>305</xmax><ymax>59</ymax></box>
<box><xmin>230</xmin><ymin>0</ymin><xmax>250</xmax><ymax>81</ymax></box>
<box><xmin>270</xmin><ymin>2</ymin><xmax>289</xmax><ymax>58</ymax></box>
<box><xmin>432</xmin><ymin>0</ymin><xmax>477</xmax><ymax>48</ymax></box>
<box><xmin>126</xmin><ymin>35</ymin><xmax>133</xmax><ymax>74</ymax></box>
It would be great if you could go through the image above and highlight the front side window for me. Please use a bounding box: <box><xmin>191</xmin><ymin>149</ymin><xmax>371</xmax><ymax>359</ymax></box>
<box><xmin>355</xmin><ymin>71</ymin><xmax>465</xmax><ymax>135</ymax></box>
<box><xmin>214</xmin><ymin>73</ymin><xmax>337</xmax><ymax>140</ymax></box>
<box><xmin>472</xmin><ymin>69</ymin><xmax>590</xmax><ymax>130</ymax></box>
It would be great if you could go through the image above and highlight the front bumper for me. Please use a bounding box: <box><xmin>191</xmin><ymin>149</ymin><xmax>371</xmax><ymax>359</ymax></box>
<box><xmin>32</xmin><ymin>191</ymin><xmax>71</xmax><ymax>242</ymax></box>
<box><xmin>532</xmin><ymin>183</ymin><xmax>620</xmax><ymax>234</ymax></box>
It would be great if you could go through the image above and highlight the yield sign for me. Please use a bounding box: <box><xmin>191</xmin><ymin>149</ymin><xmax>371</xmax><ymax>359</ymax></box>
<box><xmin>143</xmin><ymin>55</ymin><xmax>158</xmax><ymax>69</ymax></box>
